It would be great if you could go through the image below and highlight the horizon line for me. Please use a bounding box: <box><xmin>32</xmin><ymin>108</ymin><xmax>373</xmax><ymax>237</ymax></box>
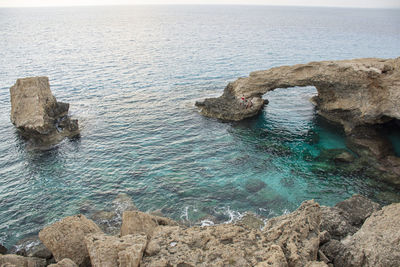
<box><xmin>1</xmin><ymin>3</ymin><xmax>399</xmax><ymax>9</ymax></box>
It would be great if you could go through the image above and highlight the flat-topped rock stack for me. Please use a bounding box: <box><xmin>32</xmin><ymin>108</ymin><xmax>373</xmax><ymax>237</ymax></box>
<box><xmin>196</xmin><ymin>57</ymin><xmax>400</xmax><ymax>186</ymax></box>
<box><xmin>10</xmin><ymin>76</ymin><xmax>79</xmax><ymax>147</ymax></box>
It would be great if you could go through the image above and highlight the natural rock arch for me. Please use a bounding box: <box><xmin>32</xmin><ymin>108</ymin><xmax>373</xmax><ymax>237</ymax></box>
<box><xmin>196</xmin><ymin>57</ymin><xmax>400</xmax><ymax>186</ymax></box>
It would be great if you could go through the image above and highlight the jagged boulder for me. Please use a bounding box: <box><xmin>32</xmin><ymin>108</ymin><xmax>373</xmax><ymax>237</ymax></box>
<box><xmin>85</xmin><ymin>233</ymin><xmax>147</xmax><ymax>267</ymax></box>
<box><xmin>334</xmin><ymin>203</ymin><xmax>400</xmax><ymax>267</ymax></box>
<box><xmin>263</xmin><ymin>200</ymin><xmax>321</xmax><ymax>267</ymax></box>
<box><xmin>334</xmin><ymin>194</ymin><xmax>380</xmax><ymax>227</ymax></box>
<box><xmin>0</xmin><ymin>254</ymin><xmax>46</xmax><ymax>267</ymax></box>
<box><xmin>39</xmin><ymin>215</ymin><xmax>102</xmax><ymax>266</ymax></box>
<box><xmin>120</xmin><ymin>211</ymin><xmax>177</xmax><ymax>237</ymax></box>
<box><xmin>320</xmin><ymin>194</ymin><xmax>381</xmax><ymax>241</ymax></box>
<box><xmin>9</xmin><ymin>76</ymin><xmax>79</xmax><ymax>146</ymax></box>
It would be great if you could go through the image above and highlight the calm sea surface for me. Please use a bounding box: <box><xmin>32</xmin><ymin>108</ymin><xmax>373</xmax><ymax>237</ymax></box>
<box><xmin>0</xmin><ymin>5</ymin><xmax>399</xmax><ymax>247</ymax></box>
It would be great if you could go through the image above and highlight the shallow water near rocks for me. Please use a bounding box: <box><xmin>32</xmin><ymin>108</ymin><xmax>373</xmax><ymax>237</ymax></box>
<box><xmin>1</xmin><ymin>5</ymin><xmax>400</xmax><ymax>247</ymax></box>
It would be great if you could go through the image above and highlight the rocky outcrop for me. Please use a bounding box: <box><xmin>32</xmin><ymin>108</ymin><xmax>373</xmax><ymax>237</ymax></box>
<box><xmin>7</xmin><ymin>195</ymin><xmax>397</xmax><ymax>267</ymax></box>
<box><xmin>196</xmin><ymin>57</ymin><xmax>400</xmax><ymax>128</ymax></box>
<box><xmin>320</xmin><ymin>194</ymin><xmax>381</xmax><ymax>241</ymax></box>
<box><xmin>10</xmin><ymin>77</ymin><xmax>79</xmax><ymax>147</ymax></box>
<box><xmin>120</xmin><ymin>211</ymin><xmax>178</xmax><ymax>237</ymax></box>
<box><xmin>38</xmin><ymin>214</ymin><xmax>102</xmax><ymax>266</ymax></box>
<box><xmin>0</xmin><ymin>254</ymin><xmax>46</xmax><ymax>267</ymax></box>
<box><xmin>334</xmin><ymin>203</ymin><xmax>400</xmax><ymax>267</ymax></box>
<box><xmin>196</xmin><ymin>58</ymin><xmax>400</xmax><ymax>186</ymax></box>
<box><xmin>48</xmin><ymin>258</ymin><xmax>78</xmax><ymax>267</ymax></box>
<box><xmin>263</xmin><ymin>200</ymin><xmax>321</xmax><ymax>267</ymax></box>
<box><xmin>142</xmin><ymin>200</ymin><xmax>321</xmax><ymax>267</ymax></box>
<box><xmin>85</xmin><ymin>233</ymin><xmax>147</xmax><ymax>267</ymax></box>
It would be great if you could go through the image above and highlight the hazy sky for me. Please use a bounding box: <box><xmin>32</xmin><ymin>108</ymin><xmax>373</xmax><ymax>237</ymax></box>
<box><xmin>0</xmin><ymin>0</ymin><xmax>399</xmax><ymax>8</ymax></box>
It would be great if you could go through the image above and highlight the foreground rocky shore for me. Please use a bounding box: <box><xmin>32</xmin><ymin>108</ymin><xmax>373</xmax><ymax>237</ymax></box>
<box><xmin>196</xmin><ymin>57</ymin><xmax>400</xmax><ymax>186</ymax></box>
<box><xmin>1</xmin><ymin>194</ymin><xmax>399</xmax><ymax>267</ymax></box>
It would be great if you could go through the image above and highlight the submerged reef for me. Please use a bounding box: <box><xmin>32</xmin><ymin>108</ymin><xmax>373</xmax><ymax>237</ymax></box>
<box><xmin>1</xmin><ymin>194</ymin><xmax>399</xmax><ymax>267</ymax></box>
<box><xmin>196</xmin><ymin>57</ymin><xmax>400</xmax><ymax>186</ymax></box>
<box><xmin>10</xmin><ymin>76</ymin><xmax>79</xmax><ymax>148</ymax></box>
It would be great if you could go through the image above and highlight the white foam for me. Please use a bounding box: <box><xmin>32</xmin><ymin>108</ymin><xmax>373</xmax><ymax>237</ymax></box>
<box><xmin>200</xmin><ymin>220</ymin><xmax>214</xmax><ymax>227</ymax></box>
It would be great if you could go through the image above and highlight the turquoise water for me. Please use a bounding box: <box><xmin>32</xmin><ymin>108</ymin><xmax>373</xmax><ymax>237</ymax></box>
<box><xmin>1</xmin><ymin>5</ymin><xmax>400</xmax><ymax>247</ymax></box>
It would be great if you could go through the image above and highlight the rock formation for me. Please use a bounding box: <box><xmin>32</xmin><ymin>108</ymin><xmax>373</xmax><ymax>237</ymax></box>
<box><xmin>10</xmin><ymin>77</ymin><xmax>79</xmax><ymax>147</ymax></box>
<box><xmin>3</xmin><ymin>194</ymin><xmax>398</xmax><ymax>267</ymax></box>
<box><xmin>196</xmin><ymin>57</ymin><xmax>400</xmax><ymax>186</ymax></box>
<box><xmin>120</xmin><ymin>211</ymin><xmax>178</xmax><ymax>238</ymax></box>
<box><xmin>85</xmin><ymin>233</ymin><xmax>147</xmax><ymax>267</ymax></box>
<box><xmin>38</xmin><ymin>214</ymin><xmax>102</xmax><ymax>266</ymax></box>
<box><xmin>48</xmin><ymin>258</ymin><xmax>78</xmax><ymax>267</ymax></box>
<box><xmin>142</xmin><ymin>200</ymin><xmax>321</xmax><ymax>267</ymax></box>
<box><xmin>327</xmin><ymin>202</ymin><xmax>400</xmax><ymax>267</ymax></box>
<box><xmin>0</xmin><ymin>254</ymin><xmax>46</xmax><ymax>267</ymax></box>
<box><xmin>196</xmin><ymin>57</ymin><xmax>400</xmax><ymax>127</ymax></box>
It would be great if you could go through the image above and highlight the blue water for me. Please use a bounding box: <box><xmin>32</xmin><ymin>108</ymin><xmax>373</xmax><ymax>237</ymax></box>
<box><xmin>1</xmin><ymin>5</ymin><xmax>400</xmax><ymax>247</ymax></box>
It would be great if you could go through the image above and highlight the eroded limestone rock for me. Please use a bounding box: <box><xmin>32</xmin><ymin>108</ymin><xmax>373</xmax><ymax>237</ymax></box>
<box><xmin>0</xmin><ymin>254</ymin><xmax>46</xmax><ymax>267</ymax></box>
<box><xmin>120</xmin><ymin>211</ymin><xmax>177</xmax><ymax>237</ymax></box>
<box><xmin>335</xmin><ymin>203</ymin><xmax>400</xmax><ymax>267</ymax></box>
<box><xmin>85</xmin><ymin>233</ymin><xmax>147</xmax><ymax>267</ymax></box>
<box><xmin>196</xmin><ymin>58</ymin><xmax>400</xmax><ymax>185</ymax></box>
<box><xmin>320</xmin><ymin>195</ymin><xmax>380</xmax><ymax>241</ymax></box>
<box><xmin>263</xmin><ymin>200</ymin><xmax>321</xmax><ymax>267</ymax></box>
<box><xmin>141</xmin><ymin>200</ymin><xmax>321</xmax><ymax>267</ymax></box>
<box><xmin>9</xmin><ymin>76</ymin><xmax>79</xmax><ymax>147</ymax></box>
<box><xmin>38</xmin><ymin>214</ymin><xmax>102</xmax><ymax>266</ymax></box>
<box><xmin>48</xmin><ymin>258</ymin><xmax>78</xmax><ymax>267</ymax></box>
<box><xmin>196</xmin><ymin>58</ymin><xmax>400</xmax><ymax>128</ymax></box>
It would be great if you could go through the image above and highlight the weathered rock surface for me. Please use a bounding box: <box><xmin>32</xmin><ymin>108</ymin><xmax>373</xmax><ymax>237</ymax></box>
<box><xmin>0</xmin><ymin>254</ymin><xmax>46</xmax><ymax>267</ymax></box>
<box><xmin>9</xmin><ymin>236</ymin><xmax>52</xmax><ymax>259</ymax></box>
<box><xmin>141</xmin><ymin>200</ymin><xmax>321</xmax><ymax>267</ymax></box>
<box><xmin>10</xmin><ymin>76</ymin><xmax>79</xmax><ymax>146</ymax></box>
<box><xmin>39</xmin><ymin>214</ymin><xmax>102</xmax><ymax>266</ymax></box>
<box><xmin>48</xmin><ymin>258</ymin><xmax>78</xmax><ymax>267</ymax></box>
<box><xmin>117</xmin><ymin>236</ymin><xmax>148</xmax><ymax>267</ymax></box>
<box><xmin>334</xmin><ymin>194</ymin><xmax>380</xmax><ymax>227</ymax></box>
<box><xmin>196</xmin><ymin>57</ymin><xmax>400</xmax><ymax>128</ymax></box>
<box><xmin>335</xmin><ymin>203</ymin><xmax>400</xmax><ymax>267</ymax></box>
<box><xmin>196</xmin><ymin>58</ymin><xmax>400</xmax><ymax>185</ymax></box>
<box><xmin>85</xmin><ymin>233</ymin><xmax>147</xmax><ymax>267</ymax></box>
<box><xmin>263</xmin><ymin>200</ymin><xmax>321</xmax><ymax>267</ymax></box>
<box><xmin>120</xmin><ymin>211</ymin><xmax>178</xmax><ymax>237</ymax></box>
<box><xmin>236</xmin><ymin>212</ymin><xmax>265</xmax><ymax>230</ymax></box>
<box><xmin>320</xmin><ymin>195</ymin><xmax>380</xmax><ymax>241</ymax></box>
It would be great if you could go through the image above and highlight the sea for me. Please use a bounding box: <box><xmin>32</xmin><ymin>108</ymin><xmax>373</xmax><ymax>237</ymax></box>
<box><xmin>0</xmin><ymin>5</ymin><xmax>399</xmax><ymax>248</ymax></box>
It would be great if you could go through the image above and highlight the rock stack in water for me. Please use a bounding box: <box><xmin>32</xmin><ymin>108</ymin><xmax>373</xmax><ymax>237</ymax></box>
<box><xmin>10</xmin><ymin>76</ymin><xmax>79</xmax><ymax>146</ymax></box>
<box><xmin>196</xmin><ymin>57</ymin><xmax>400</xmax><ymax>186</ymax></box>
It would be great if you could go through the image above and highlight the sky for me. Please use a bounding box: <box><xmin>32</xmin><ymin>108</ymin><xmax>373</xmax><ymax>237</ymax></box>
<box><xmin>0</xmin><ymin>0</ymin><xmax>399</xmax><ymax>8</ymax></box>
